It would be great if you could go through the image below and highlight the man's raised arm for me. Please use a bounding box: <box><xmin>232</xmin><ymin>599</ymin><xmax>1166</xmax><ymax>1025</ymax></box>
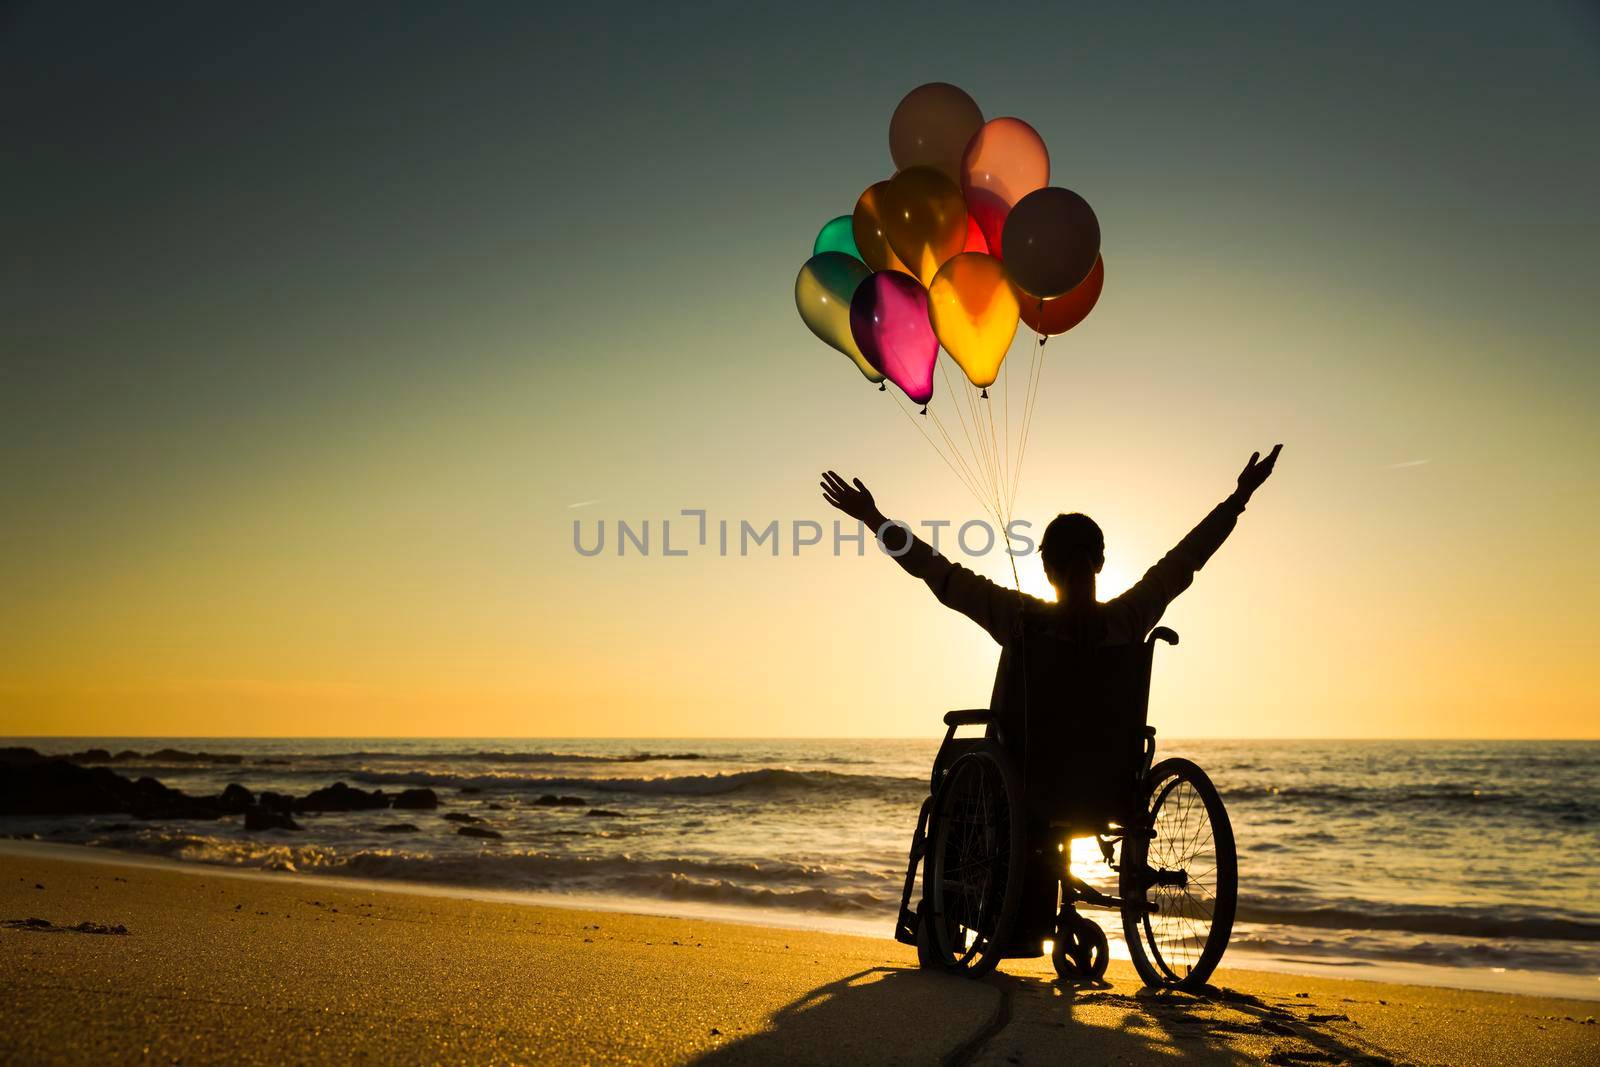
<box><xmin>1109</xmin><ymin>445</ymin><xmax>1282</xmax><ymax>640</ymax></box>
<box><xmin>820</xmin><ymin>471</ymin><xmax>1022</xmax><ymax>645</ymax></box>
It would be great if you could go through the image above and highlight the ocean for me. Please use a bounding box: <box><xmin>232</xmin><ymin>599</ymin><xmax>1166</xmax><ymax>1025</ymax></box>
<box><xmin>4</xmin><ymin>737</ymin><xmax>1596</xmax><ymax>999</ymax></box>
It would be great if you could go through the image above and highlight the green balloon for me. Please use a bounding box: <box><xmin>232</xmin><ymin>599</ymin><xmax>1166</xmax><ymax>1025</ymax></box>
<box><xmin>812</xmin><ymin>215</ymin><xmax>863</xmax><ymax>262</ymax></box>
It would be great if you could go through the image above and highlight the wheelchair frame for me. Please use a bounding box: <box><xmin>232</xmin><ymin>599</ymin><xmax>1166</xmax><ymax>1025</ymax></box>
<box><xmin>893</xmin><ymin>625</ymin><xmax>1228</xmax><ymax>983</ymax></box>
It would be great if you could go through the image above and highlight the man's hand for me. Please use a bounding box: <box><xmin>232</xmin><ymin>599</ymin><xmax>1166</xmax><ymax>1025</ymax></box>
<box><xmin>1236</xmin><ymin>444</ymin><xmax>1283</xmax><ymax>500</ymax></box>
<box><xmin>820</xmin><ymin>471</ymin><xmax>885</xmax><ymax>528</ymax></box>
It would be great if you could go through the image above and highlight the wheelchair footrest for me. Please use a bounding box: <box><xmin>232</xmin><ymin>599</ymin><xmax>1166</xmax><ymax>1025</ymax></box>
<box><xmin>893</xmin><ymin>905</ymin><xmax>919</xmax><ymax>946</ymax></box>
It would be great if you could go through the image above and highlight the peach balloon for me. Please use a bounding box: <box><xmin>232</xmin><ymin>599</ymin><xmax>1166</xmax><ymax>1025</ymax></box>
<box><xmin>961</xmin><ymin>117</ymin><xmax>1050</xmax><ymax>260</ymax></box>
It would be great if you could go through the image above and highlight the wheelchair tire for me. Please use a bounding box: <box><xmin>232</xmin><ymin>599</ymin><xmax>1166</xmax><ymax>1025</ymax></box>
<box><xmin>921</xmin><ymin>744</ymin><xmax>1026</xmax><ymax>977</ymax></box>
<box><xmin>1052</xmin><ymin>912</ymin><xmax>1110</xmax><ymax>982</ymax></box>
<box><xmin>1120</xmin><ymin>757</ymin><xmax>1237</xmax><ymax>991</ymax></box>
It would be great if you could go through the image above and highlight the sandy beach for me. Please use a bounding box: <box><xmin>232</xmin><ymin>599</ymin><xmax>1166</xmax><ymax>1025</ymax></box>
<box><xmin>2</xmin><ymin>845</ymin><xmax>1594</xmax><ymax>1065</ymax></box>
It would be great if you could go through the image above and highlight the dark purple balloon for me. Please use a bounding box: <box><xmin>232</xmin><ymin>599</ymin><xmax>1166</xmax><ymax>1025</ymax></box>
<box><xmin>1001</xmin><ymin>187</ymin><xmax>1101</xmax><ymax>300</ymax></box>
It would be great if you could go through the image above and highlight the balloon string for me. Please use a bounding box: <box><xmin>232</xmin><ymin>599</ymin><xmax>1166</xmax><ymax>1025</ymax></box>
<box><xmin>929</xmin><ymin>408</ymin><xmax>1004</xmax><ymax>527</ymax></box>
<box><xmin>926</xmin><ymin>403</ymin><xmax>987</xmax><ymax>506</ymax></box>
<box><xmin>1011</xmin><ymin>339</ymin><xmax>1042</xmax><ymax>514</ymax></box>
<box><xmin>984</xmin><ymin>380</ymin><xmax>1005</xmax><ymax>511</ymax></box>
<box><xmin>957</xmin><ymin>365</ymin><xmax>998</xmax><ymax>504</ymax></box>
<box><xmin>1001</xmin><ymin>351</ymin><xmax>1012</xmax><ymax>514</ymax></box>
<box><xmin>1006</xmin><ymin>334</ymin><xmax>1035</xmax><ymax>515</ymax></box>
<box><xmin>938</xmin><ymin>357</ymin><xmax>989</xmax><ymax>502</ymax></box>
<box><xmin>1010</xmin><ymin>326</ymin><xmax>1048</xmax><ymax>515</ymax></box>
<box><xmin>922</xmin><ymin>361</ymin><xmax>986</xmax><ymax>498</ymax></box>
<box><xmin>889</xmin><ymin>388</ymin><xmax>991</xmax><ymax>515</ymax></box>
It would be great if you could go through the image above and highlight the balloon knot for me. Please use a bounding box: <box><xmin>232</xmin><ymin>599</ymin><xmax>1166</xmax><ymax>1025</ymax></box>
<box><xmin>919</xmin><ymin>405</ymin><xmax>928</xmax><ymax>416</ymax></box>
<box><xmin>979</xmin><ymin>388</ymin><xmax>989</xmax><ymax>399</ymax></box>
<box><xmin>1039</xmin><ymin>337</ymin><xmax>1048</xmax><ymax>347</ymax></box>
<box><xmin>879</xmin><ymin>382</ymin><xmax>886</xmax><ymax>391</ymax></box>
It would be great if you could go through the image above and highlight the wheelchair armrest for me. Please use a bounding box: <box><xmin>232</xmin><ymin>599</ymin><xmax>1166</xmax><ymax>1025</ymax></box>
<box><xmin>943</xmin><ymin>709</ymin><xmax>995</xmax><ymax>727</ymax></box>
<box><xmin>1148</xmin><ymin>626</ymin><xmax>1179</xmax><ymax>646</ymax></box>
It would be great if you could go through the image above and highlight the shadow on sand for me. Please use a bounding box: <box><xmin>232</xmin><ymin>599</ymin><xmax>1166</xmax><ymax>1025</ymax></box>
<box><xmin>693</xmin><ymin>966</ymin><xmax>1399</xmax><ymax>1066</ymax></box>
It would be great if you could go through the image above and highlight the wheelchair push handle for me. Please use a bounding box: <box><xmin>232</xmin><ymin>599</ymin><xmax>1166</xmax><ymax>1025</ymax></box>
<box><xmin>1147</xmin><ymin>626</ymin><xmax>1179</xmax><ymax>646</ymax></box>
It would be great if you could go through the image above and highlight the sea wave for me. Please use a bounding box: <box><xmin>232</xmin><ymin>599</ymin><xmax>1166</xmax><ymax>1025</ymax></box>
<box><xmin>1224</xmin><ymin>783</ymin><xmax>1594</xmax><ymax>821</ymax></box>
<box><xmin>1236</xmin><ymin>898</ymin><xmax>1600</xmax><ymax>942</ymax></box>
<box><xmin>345</xmin><ymin>767</ymin><xmax>926</xmax><ymax>799</ymax></box>
<box><xmin>301</xmin><ymin>750</ymin><xmax>712</xmax><ymax>765</ymax></box>
<box><xmin>1229</xmin><ymin>930</ymin><xmax>1600</xmax><ymax>974</ymax></box>
<box><xmin>79</xmin><ymin>831</ymin><xmax>897</xmax><ymax>914</ymax></box>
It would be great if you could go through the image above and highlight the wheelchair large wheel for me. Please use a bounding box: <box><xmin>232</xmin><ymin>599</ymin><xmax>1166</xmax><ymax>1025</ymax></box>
<box><xmin>1120</xmin><ymin>757</ymin><xmax>1237</xmax><ymax>990</ymax></box>
<box><xmin>921</xmin><ymin>745</ymin><xmax>1025</xmax><ymax>976</ymax></box>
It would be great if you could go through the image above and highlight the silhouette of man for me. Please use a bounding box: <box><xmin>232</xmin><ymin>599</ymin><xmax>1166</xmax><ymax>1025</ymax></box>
<box><xmin>820</xmin><ymin>445</ymin><xmax>1279</xmax><ymax>651</ymax></box>
<box><xmin>820</xmin><ymin>445</ymin><xmax>1281</xmax><ymax>953</ymax></box>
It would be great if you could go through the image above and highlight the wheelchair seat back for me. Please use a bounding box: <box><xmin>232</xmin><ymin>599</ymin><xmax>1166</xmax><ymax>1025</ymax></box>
<box><xmin>994</xmin><ymin>629</ymin><xmax>1155</xmax><ymax>833</ymax></box>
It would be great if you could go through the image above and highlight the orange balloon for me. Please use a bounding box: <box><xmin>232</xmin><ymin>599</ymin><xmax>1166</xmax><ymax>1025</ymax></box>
<box><xmin>1016</xmin><ymin>255</ymin><xmax>1104</xmax><ymax>337</ymax></box>
<box><xmin>961</xmin><ymin>117</ymin><xmax>1050</xmax><ymax>259</ymax></box>
<box><xmin>889</xmin><ymin>82</ymin><xmax>983</xmax><ymax>183</ymax></box>
<box><xmin>963</xmin><ymin>214</ymin><xmax>988</xmax><ymax>254</ymax></box>
<box><xmin>929</xmin><ymin>252</ymin><xmax>1020</xmax><ymax>389</ymax></box>
<box><xmin>851</xmin><ymin>181</ymin><xmax>912</xmax><ymax>276</ymax></box>
<box><xmin>881</xmin><ymin>166</ymin><xmax>967</xmax><ymax>287</ymax></box>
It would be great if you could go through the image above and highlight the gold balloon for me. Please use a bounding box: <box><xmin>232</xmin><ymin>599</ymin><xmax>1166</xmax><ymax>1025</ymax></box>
<box><xmin>928</xmin><ymin>252</ymin><xmax>1019</xmax><ymax>389</ymax></box>
<box><xmin>851</xmin><ymin>181</ymin><xmax>913</xmax><ymax>276</ymax></box>
<box><xmin>882</xmin><ymin>166</ymin><xmax>968</xmax><ymax>288</ymax></box>
<box><xmin>795</xmin><ymin>252</ymin><xmax>883</xmax><ymax>382</ymax></box>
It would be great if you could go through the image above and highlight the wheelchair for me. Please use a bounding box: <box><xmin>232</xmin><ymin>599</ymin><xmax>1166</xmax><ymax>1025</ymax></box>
<box><xmin>893</xmin><ymin>626</ymin><xmax>1238</xmax><ymax>989</ymax></box>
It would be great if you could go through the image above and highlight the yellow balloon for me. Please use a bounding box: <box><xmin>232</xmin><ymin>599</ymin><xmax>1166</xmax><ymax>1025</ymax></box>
<box><xmin>795</xmin><ymin>252</ymin><xmax>884</xmax><ymax>383</ymax></box>
<box><xmin>928</xmin><ymin>253</ymin><xmax>1020</xmax><ymax>388</ymax></box>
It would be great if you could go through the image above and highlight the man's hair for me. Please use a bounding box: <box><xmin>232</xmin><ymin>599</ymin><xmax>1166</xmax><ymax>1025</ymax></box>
<box><xmin>1040</xmin><ymin>512</ymin><xmax>1104</xmax><ymax>577</ymax></box>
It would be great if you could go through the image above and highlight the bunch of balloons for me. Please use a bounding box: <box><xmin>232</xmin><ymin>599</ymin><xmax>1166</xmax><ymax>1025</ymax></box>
<box><xmin>794</xmin><ymin>83</ymin><xmax>1104</xmax><ymax>521</ymax></box>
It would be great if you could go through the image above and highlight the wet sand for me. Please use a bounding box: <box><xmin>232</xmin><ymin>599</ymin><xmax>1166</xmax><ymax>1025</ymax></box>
<box><xmin>2</xmin><ymin>848</ymin><xmax>1595</xmax><ymax>1065</ymax></box>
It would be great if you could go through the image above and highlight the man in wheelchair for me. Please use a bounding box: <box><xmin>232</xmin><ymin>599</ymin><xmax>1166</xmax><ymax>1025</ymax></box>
<box><xmin>819</xmin><ymin>445</ymin><xmax>1280</xmax><ymax>987</ymax></box>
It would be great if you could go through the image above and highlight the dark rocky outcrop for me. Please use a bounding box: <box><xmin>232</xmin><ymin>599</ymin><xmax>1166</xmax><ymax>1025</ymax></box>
<box><xmin>391</xmin><ymin>788</ymin><xmax>438</xmax><ymax>810</ymax></box>
<box><xmin>258</xmin><ymin>792</ymin><xmax>295</xmax><ymax>815</ymax></box>
<box><xmin>243</xmin><ymin>808</ymin><xmax>301</xmax><ymax>832</ymax></box>
<box><xmin>218</xmin><ymin>784</ymin><xmax>255</xmax><ymax>813</ymax></box>
<box><xmin>585</xmin><ymin>808</ymin><xmax>627</xmax><ymax>818</ymax></box>
<box><xmin>456</xmin><ymin>825</ymin><xmax>502</xmax><ymax>839</ymax></box>
<box><xmin>0</xmin><ymin>749</ymin><xmax>442</xmax><ymax>823</ymax></box>
<box><xmin>294</xmin><ymin>782</ymin><xmax>390</xmax><ymax>813</ymax></box>
<box><xmin>534</xmin><ymin>794</ymin><xmax>586</xmax><ymax>807</ymax></box>
<box><xmin>0</xmin><ymin>754</ymin><xmax>221</xmax><ymax>819</ymax></box>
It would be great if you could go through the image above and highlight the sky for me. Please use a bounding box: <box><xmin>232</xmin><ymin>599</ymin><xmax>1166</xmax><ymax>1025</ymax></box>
<box><xmin>2</xmin><ymin>2</ymin><xmax>1597</xmax><ymax>738</ymax></box>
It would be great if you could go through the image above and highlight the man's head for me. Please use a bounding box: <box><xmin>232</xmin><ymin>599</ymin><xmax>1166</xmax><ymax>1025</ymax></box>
<box><xmin>1040</xmin><ymin>512</ymin><xmax>1104</xmax><ymax>595</ymax></box>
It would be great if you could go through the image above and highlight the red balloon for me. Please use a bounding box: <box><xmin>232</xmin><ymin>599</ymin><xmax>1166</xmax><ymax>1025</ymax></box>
<box><xmin>888</xmin><ymin>83</ymin><xmax>984</xmax><ymax>183</ymax></box>
<box><xmin>1016</xmin><ymin>255</ymin><xmax>1104</xmax><ymax>336</ymax></box>
<box><xmin>963</xmin><ymin>214</ymin><xmax>988</xmax><ymax>255</ymax></box>
<box><xmin>961</xmin><ymin>117</ymin><xmax>1049</xmax><ymax>259</ymax></box>
<box><xmin>1001</xmin><ymin>187</ymin><xmax>1101</xmax><ymax>299</ymax></box>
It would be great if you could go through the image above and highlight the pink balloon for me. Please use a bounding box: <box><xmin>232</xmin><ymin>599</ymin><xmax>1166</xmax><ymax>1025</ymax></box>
<box><xmin>849</xmin><ymin>272</ymin><xmax>938</xmax><ymax>405</ymax></box>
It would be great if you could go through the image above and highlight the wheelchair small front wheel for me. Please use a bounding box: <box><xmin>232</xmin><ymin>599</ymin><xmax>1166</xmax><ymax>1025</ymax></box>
<box><xmin>1120</xmin><ymin>757</ymin><xmax>1238</xmax><ymax>991</ymax></box>
<box><xmin>1052</xmin><ymin>912</ymin><xmax>1109</xmax><ymax>982</ymax></box>
<box><xmin>921</xmin><ymin>745</ymin><xmax>1025</xmax><ymax>977</ymax></box>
